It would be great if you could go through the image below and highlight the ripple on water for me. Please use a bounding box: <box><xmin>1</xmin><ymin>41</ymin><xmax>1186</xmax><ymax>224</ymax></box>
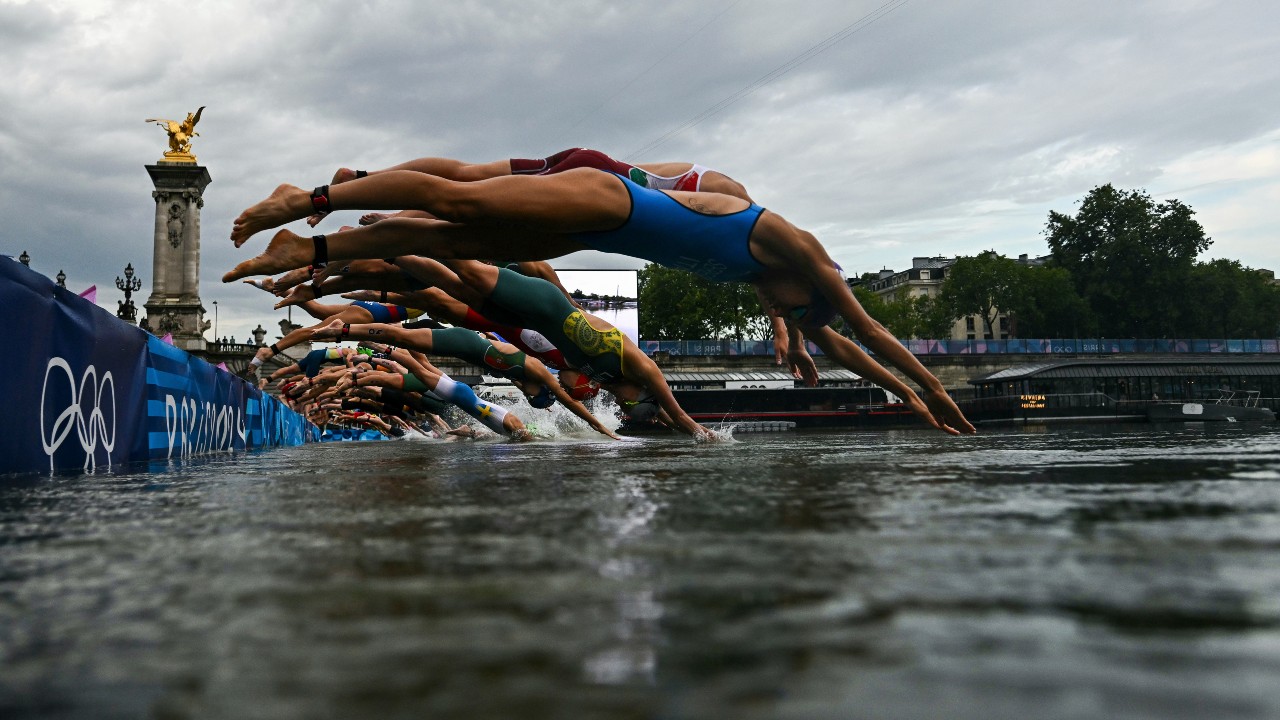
<box><xmin>3</xmin><ymin>424</ymin><xmax>1280</xmax><ymax>719</ymax></box>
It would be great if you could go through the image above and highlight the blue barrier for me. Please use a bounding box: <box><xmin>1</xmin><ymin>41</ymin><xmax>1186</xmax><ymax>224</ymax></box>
<box><xmin>640</xmin><ymin>337</ymin><xmax>1280</xmax><ymax>357</ymax></box>
<box><xmin>321</xmin><ymin>427</ymin><xmax>387</xmax><ymax>442</ymax></box>
<box><xmin>1</xmin><ymin>257</ymin><xmax>317</xmax><ymax>476</ymax></box>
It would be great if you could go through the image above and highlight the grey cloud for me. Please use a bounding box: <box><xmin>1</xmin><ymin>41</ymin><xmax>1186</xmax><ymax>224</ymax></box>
<box><xmin>4</xmin><ymin>0</ymin><xmax>1280</xmax><ymax>343</ymax></box>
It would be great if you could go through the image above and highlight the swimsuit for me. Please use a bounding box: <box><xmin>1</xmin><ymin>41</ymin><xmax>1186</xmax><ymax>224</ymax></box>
<box><xmin>572</xmin><ymin>172</ymin><xmax>767</xmax><ymax>282</ymax></box>
<box><xmin>513</xmin><ymin>148</ymin><xmax>713</xmax><ymax>192</ymax></box>
<box><xmin>460</xmin><ymin>307</ymin><xmax>570</xmax><ymax>370</ymax></box>
<box><xmin>510</xmin><ymin>148</ymin><xmax>631</xmax><ymax>176</ymax></box>
<box><xmin>488</xmin><ymin>268</ymin><xmax>626</xmax><ymax>384</ymax></box>
<box><xmin>429</xmin><ymin>327</ymin><xmax>531</xmax><ymax>383</ymax></box>
<box><xmin>398</xmin><ymin>375</ymin><xmax>452</xmax><ymax>415</ymax></box>
<box><xmin>297</xmin><ymin>347</ymin><xmax>346</xmax><ymax>378</ymax></box>
<box><xmin>432</xmin><ymin>374</ymin><xmax>510</xmax><ymax>435</ymax></box>
<box><xmin>351</xmin><ymin>300</ymin><xmax>422</xmax><ymax>324</ymax></box>
<box><xmin>635</xmin><ymin>163</ymin><xmax>712</xmax><ymax>192</ymax></box>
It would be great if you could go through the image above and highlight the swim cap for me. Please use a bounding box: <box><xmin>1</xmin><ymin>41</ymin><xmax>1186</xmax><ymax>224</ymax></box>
<box><xmin>528</xmin><ymin>384</ymin><xmax>556</xmax><ymax>409</ymax></box>
<box><xmin>623</xmin><ymin>392</ymin><xmax>660</xmax><ymax>422</ymax></box>
<box><xmin>791</xmin><ymin>262</ymin><xmax>843</xmax><ymax>328</ymax></box>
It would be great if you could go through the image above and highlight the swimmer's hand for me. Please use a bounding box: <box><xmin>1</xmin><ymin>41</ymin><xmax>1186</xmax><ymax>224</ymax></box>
<box><xmin>593</xmin><ymin>424</ymin><xmax>622</xmax><ymax>441</ymax></box>
<box><xmin>787</xmin><ymin>345</ymin><xmax>819</xmax><ymax>387</ymax></box>
<box><xmin>923</xmin><ymin>389</ymin><xmax>977</xmax><ymax>435</ymax></box>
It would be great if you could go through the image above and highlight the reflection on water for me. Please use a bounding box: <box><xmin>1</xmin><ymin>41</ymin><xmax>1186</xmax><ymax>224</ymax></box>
<box><xmin>2</xmin><ymin>423</ymin><xmax>1280</xmax><ymax>719</ymax></box>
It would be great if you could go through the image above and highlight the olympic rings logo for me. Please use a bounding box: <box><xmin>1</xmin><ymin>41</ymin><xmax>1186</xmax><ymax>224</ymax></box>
<box><xmin>40</xmin><ymin>357</ymin><xmax>116</xmax><ymax>473</ymax></box>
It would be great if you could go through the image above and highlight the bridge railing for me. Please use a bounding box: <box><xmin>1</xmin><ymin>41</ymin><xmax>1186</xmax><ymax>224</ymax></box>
<box><xmin>639</xmin><ymin>338</ymin><xmax>1280</xmax><ymax>357</ymax></box>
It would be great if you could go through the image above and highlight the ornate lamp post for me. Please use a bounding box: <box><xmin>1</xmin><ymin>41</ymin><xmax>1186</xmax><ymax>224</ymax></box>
<box><xmin>55</xmin><ymin>269</ymin><xmax>66</xmax><ymax>288</ymax></box>
<box><xmin>18</xmin><ymin>251</ymin><xmax>30</xmax><ymax>267</ymax></box>
<box><xmin>211</xmin><ymin>300</ymin><xmax>219</xmax><ymax>345</ymax></box>
<box><xmin>116</xmin><ymin>263</ymin><xmax>142</xmax><ymax>324</ymax></box>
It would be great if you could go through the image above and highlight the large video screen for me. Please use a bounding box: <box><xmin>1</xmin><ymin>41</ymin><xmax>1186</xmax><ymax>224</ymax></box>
<box><xmin>556</xmin><ymin>270</ymin><xmax>639</xmax><ymax>343</ymax></box>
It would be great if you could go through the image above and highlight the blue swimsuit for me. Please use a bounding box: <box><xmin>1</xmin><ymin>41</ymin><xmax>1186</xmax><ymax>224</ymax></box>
<box><xmin>572</xmin><ymin>172</ymin><xmax>767</xmax><ymax>282</ymax></box>
<box><xmin>351</xmin><ymin>300</ymin><xmax>416</xmax><ymax>324</ymax></box>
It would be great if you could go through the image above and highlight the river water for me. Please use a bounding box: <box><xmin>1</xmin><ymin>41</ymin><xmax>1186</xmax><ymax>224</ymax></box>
<box><xmin>3</xmin><ymin>422</ymin><xmax>1279</xmax><ymax>719</ymax></box>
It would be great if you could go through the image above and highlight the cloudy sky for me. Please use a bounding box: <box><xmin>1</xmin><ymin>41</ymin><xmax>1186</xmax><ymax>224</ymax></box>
<box><xmin>2</xmin><ymin>0</ymin><xmax>1278</xmax><ymax>343</ymax></box>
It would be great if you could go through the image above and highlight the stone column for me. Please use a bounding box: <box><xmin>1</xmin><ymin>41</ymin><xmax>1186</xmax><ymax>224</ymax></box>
<box><xmin>143</xmin><ymin>163</ymin><xmax>212</xmax><ymax>352</ymax></box>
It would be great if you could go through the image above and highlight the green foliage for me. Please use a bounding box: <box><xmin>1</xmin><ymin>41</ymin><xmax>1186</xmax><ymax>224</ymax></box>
<box><xmin>638</xmin><ymin>182</ymin><xmax>1275</xmax><ymax>342</ymax></box>
<box><xmin>932</xmin><ymin>256</ymin><xmax>1094</xmax><ymax>339</ymax></box>
<box><xmin>1184</xmin><ymin>260</ymin><xmax>1280</xmax><ymax>337</ymax></box>
<box><xmin>937</xmin><ymin>251</ymin><xmax>1024</xmax><ymax>337</ymax></box>
<box><xmin>1014</xmin><ymin>264</ymin><xmax>1094</xmax><ymax>337</ymax></box>
<box><xmin>1046</xmin><ymin>184</ymin><xmax>1211</xmax><ymax>337</ymax></box>
<box><xmin>637</xmin><ymin>264</ymin><xmax>770</xmax><ymax>340</ymax></box>
<box><xmin>845</xmin><ymin>285</ymin><xmax>949</xmax><ymax>339</ymax></box>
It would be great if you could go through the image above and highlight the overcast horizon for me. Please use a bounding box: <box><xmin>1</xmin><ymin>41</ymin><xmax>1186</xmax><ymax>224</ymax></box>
<box><xmin>3</xmin><ymin>0</ymin><xmax>1278</xmax><ymax>343</ymax></box>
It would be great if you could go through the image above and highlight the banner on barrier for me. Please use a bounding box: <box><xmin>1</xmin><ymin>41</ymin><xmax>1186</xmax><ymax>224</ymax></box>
<box><xmin>1</xmin><ymin>257</ymin><xmax>316</xmax><ymax>476</ymax></box>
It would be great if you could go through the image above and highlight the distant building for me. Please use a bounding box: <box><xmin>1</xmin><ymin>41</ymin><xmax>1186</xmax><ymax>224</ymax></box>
<box><xmin>853</xmin><ymin>254</ymin><xmax>1048</xmax><ymax>341</ymax></box>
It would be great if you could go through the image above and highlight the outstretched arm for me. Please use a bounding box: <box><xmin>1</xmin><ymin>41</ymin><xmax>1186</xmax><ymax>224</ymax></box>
<box><xmin>622</xmin><ymin>346</ymin><xmax>713</xmax><ymax>440</ymax></box>
<box><xmin>802</xmin><ymin>323</ymin><xmax>973</xmax><ymax>435</ymax></box>
<box><xmin>528</xmin><ymin>363</ymin><xmax>619</xmax><ymax>440</ymax></box>
<box><xmin>761</xmin><ymin>231</ymin><xmax>973</xmax><ymax>435</ymax></box>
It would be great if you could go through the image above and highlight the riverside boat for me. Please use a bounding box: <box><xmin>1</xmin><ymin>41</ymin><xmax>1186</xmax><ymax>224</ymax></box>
<box><xmin>1147</xmin><ymin>390</ymin><xmax>1276</xmax><ymax>423</ymax></box>
<box><xmin>619</xmin><ymin>368</ymin><xmax>920</xmax><ymax>431</ymax></box>
<box><xmin>963</xmin><ymin>358</ymin><xmax>1280</xmax><ymax>425</ymax></box>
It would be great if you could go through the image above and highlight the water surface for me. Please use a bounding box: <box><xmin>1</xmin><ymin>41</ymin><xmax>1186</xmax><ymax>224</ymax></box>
<box><xmin>3</xmin><ymin>423</ymin><xmax>1279</xmax><ymax>719</ymax></box>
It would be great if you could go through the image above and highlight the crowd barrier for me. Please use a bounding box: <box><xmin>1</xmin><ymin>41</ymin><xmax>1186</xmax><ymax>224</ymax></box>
<box><xmin>1</xmin><ymin>257</ymin><xmax>317</xmax><ymax>476</ymax></box>
<box><xmin>639</xmin><ymin>337</ymin><xmax>1280</xmax><ymax>357</ymax></box>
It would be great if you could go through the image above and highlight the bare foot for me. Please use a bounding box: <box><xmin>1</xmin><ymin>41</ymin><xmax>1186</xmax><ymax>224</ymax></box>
<box><xmin>222</xmin><ymin>229</ymin><xmax>314</xmax><ymax>281</ymax></box>
<box><xmin>269</xmin><ymin>267</ymin><xmax>314</xmax><ymax>295</ymax></box>
<box><xmin>231</xmin><ymin>184</ymin><xmax>311</xmax><ymax>247</ymax></box>
<box><xmin>242</xmin><ymin>277</ymin><xmax>276</xmax><ymax>293</ymax></box>
<box><xmin>274</xmin><ymin>283</ymin><xmax>316</xmax><ymax>310</ymax></box>
<box><xmin>310</xmin><ymin>317</ymin><xmax>347</xmax><ymax>340</ymax></box>
<box><xmin>359</xmin><ymin>212</ymin><xmax>392</xmax><ymax>226</ymax></box>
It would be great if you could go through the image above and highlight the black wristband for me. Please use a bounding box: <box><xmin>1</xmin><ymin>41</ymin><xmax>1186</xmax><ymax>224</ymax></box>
<box><xmin>311</xmin><ymin>235</ymin><xmax>328</xmax><ymax>268</ymax></box>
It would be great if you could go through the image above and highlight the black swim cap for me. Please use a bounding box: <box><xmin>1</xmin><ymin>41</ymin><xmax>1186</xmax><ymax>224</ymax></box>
<box><xmin>792</xmin><ymin>261</ymin><xmax>843</xmax><ymax>328</ymax></box>
<box><xmin>624</xmin><ymin>392</ymin><xmax>660</xmax><ymax>421</ymax></box>
<box><xmin>528</xmin><ymin>384</ymin><xmax>556</xmax><ymax>409</ymax></box>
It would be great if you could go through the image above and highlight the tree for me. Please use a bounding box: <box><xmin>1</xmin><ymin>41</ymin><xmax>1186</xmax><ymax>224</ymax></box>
<box><xmin>1185</xmin><ymin>260</ymin><xmax>1280</xmax><ymax>337</ymax></box>
<box><xmin>1015</xmin><ymin>264</ymin><xmax>1094</xmax><ymax>337</ymax></box>
<box><xmin>637</xmin><ymin>264</ymin><xmax>770</xmax><ymax>340</ymax></box>
<box><xmin>1046</xmin><ymin>185</ymin><xmax>1211</xmax><ymax>337</ymax></box>
<box><xmin>937</xmin><ymin>251</ymin><xmax>1024</xmax><ymax>338</ymax></box>
<box><xmin>841</xmin><ymin>285</ymin><xmax>950</xmax><ymax>340</ymax></box>
<box><xmin>638</xmin><ymin>264</ymin><xmax>709</xmax><ymax>339</ymax></box>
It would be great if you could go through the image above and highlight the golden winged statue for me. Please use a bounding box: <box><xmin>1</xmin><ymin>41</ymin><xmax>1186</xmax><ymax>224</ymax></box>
<box><xmin>145</xmin><ymin>106</ymin><xmax>204</xmax><ymax>162</ymax></box>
